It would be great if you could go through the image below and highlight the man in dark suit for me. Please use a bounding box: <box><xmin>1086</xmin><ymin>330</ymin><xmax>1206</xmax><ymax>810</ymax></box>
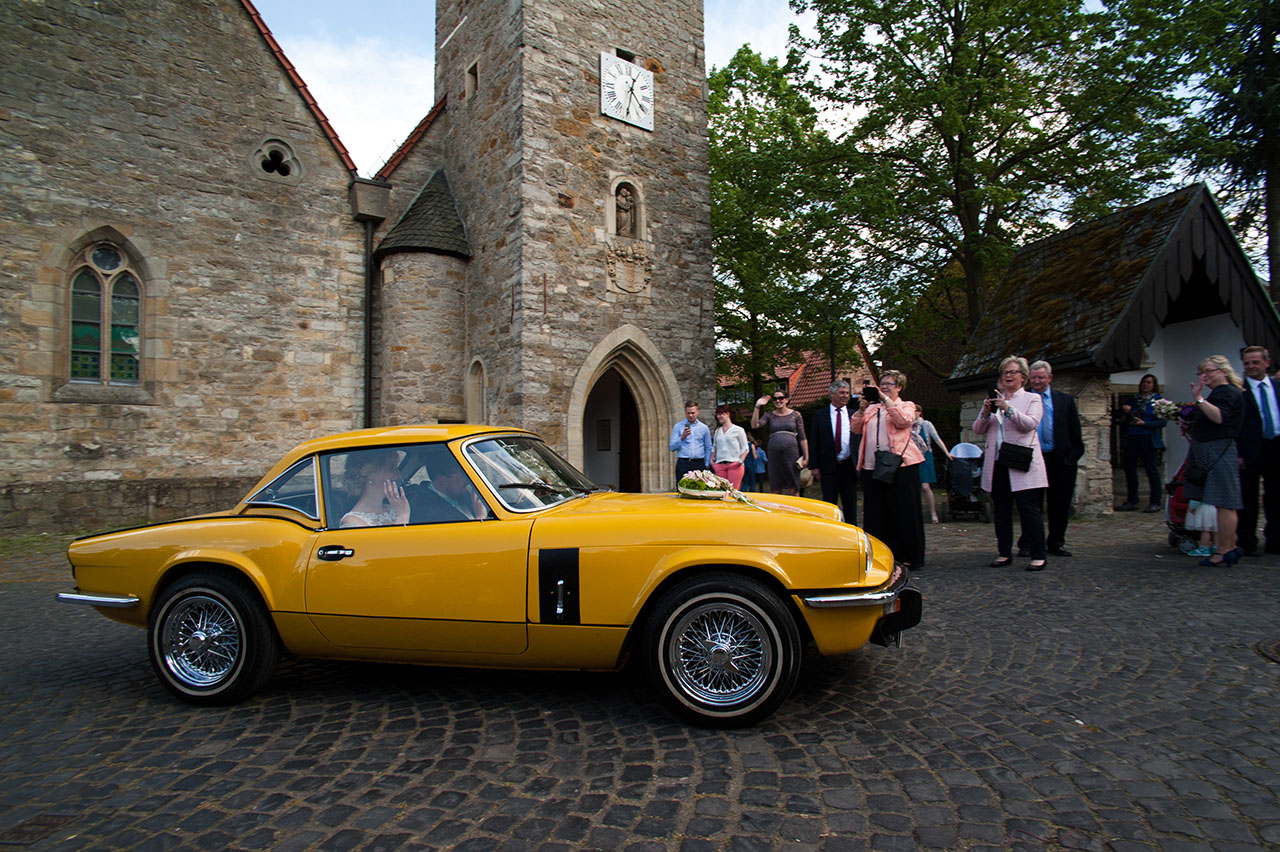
<box><xmin>1237</xmin><ymin>346</ymin><xmax>1280</xmax><ymax>555</ymax></box>
<box><xmin>1025</xmin><ymin>360</ymin><xmax>1084</xmax><ymax>556</ymax></box>
<box><xmin>809</xmin><ymin>379</ymin><xmax>859</xmax><ymax>524</ymax></box>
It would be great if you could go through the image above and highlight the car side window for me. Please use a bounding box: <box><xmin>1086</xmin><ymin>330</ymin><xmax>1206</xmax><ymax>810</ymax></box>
<box><xmin>321</xmin><ymin>444</ymin><xmax>493</xmax><ymax>527</ymax></box>
<box><xmin>246</xmin><ymin>458</ymin><xmax>319</xmax><ymax>519</ymax></box>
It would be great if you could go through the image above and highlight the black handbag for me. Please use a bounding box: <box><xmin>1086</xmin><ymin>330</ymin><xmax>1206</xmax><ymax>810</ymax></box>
<box><xmin>996</xmin><ymin>442</ymin><xmax>1033</xmax><ymax>471</ymax></box>
<box><xmin>872</xmin><ymin>450</ymin><xmax>903</xmax><ymax>483</ymax></box>
<box><xmin>871</xmin><ymin>408</ymin><xmax>906</xmax><ymax>483</ymax></box>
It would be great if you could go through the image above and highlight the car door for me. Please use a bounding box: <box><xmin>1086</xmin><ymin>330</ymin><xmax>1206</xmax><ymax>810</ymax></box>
<box><xmin>305</xmin><ymin>443</ymin><xmax>531</xmax><ymax>654</ymax></box>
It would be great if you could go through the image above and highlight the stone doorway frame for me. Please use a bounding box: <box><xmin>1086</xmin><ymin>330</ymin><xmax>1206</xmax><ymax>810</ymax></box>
<box><xmin>566</xmin><ymin>325</ymin><xmax>682</xmax><ymax>493</ymax></box>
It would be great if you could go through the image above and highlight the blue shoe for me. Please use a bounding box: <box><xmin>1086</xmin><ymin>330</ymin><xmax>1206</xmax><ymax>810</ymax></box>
<box><xmin>1187</xmin><ymin>546</ymin><xmax>1212</xmax><ymax>557</ymax></box>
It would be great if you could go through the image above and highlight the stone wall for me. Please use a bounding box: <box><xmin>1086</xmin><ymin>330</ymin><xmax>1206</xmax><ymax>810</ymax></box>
<box><xmin>0</xmin><ymin>0</ymin><xmax>367</xmax><ymax>531</ymax></box>
<box><xmin>957</xmin><ymin>374</ymin><xmax>1116</xmax><ymax>517</ymax></box>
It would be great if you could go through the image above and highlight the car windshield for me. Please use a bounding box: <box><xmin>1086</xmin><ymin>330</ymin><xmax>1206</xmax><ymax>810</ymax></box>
<box><xmin>464</xmin><ymin>436</ymin><xmax>597</xmax><ymax>511</ymax></box>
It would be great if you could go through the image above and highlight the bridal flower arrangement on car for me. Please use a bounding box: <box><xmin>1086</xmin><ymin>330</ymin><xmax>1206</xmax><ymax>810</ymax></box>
<box><xmin>57</xmin><ymin>425</ymin><xmax>920</xmax><ymax>727</ymax></box>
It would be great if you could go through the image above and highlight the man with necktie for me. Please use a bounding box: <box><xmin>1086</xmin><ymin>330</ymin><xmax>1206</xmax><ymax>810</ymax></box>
<box><xmin>810</xmin><ymin>380</ymin><xmax>859</xmax><ymax>523</ymax></box>
<box><xmin>1237</xmin><ymin>346</ymin><xmax>1280</xmax><ymax>556</ymax></box>
<box><xmin>1024</xmin><ymin>360</ymin><xmax>1084</xmax><ymax>557</ymax></box>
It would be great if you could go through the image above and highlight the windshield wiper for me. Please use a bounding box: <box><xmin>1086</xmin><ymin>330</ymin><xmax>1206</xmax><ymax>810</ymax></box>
<box><xmin>497</xmin><ymin>481</ymin><xmax>571</xmax><ymax>495</ymax></box>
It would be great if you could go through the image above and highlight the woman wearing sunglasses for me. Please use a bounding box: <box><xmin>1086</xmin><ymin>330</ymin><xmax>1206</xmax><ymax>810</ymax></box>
<box><xmin>752</xmin><ymin>391</ymin><xmax>809</xmax><ymax>495</ymax></box>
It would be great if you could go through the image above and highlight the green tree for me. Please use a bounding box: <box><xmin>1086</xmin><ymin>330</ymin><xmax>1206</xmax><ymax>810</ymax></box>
<box><xmin>710</xmin><ymin>48</ymin><xmax>862</xmax><ymax>396</ymax></box>
<box><xmin>791</xmin><ymin>0</ymin><xmax>1213</xmax><ymax>333</ymax></box>
<box><xmin>1184</xmin><ymin>0</ymin><xmax>1278</xmax><ymax>289</ymax></box>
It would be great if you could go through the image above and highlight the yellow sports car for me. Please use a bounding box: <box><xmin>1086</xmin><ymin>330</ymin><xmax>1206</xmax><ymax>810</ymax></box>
<box><xmin>58</xmin><ymin>425</ymin><xmax>920</xmax><ymax>727</ymax></box>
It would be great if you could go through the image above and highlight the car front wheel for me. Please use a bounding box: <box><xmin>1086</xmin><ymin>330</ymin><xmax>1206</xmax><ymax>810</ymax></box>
<box><xmin>148</xmin><ymin>571</ymin><xmax>280</xmax><ymax>705</ymax></box>
<box><xmin>644</xmin><ymin>573</ymin><xmax>801</xmax><ymax>728</ymax></box>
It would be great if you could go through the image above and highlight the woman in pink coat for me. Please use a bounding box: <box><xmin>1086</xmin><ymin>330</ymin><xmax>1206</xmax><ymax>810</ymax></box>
<box><xmin>973</xmin><ymin>356</ymin><xmax>1048</xmax><ymax>570</ymax></box>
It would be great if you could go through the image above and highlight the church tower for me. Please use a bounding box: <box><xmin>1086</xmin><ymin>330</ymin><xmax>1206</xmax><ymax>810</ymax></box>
<box><xmin>389</xmin><ymin>0</ymin><xmax>715</xmax><ymax>492</ymax></box>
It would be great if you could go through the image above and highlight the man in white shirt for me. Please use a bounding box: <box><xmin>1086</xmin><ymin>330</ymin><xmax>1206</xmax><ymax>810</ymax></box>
<box><xmin>1238</xmin><ymin>346</ymin><xmax>1280</xmax><ymax>555</ymax></box>
<box><xmin>809</xmin><ymin>380</ymin><xmax>859</xmax><ymax>524</ymax></box>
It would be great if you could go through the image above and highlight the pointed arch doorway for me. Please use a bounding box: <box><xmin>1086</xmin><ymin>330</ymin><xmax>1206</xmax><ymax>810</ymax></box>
<box><xmin>582</xmin><ymin>368</ymin><xmax>641</xmax><ymax>491</ymax></box>
<box><xmin>567</xmin><ymin>325</ymin><xmax>683</xmax><ymax>493</ymax></box>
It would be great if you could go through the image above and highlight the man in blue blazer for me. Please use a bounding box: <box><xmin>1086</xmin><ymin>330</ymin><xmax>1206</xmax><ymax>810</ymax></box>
<box><xmin>1238</xmin><ymin>346</ymin><xmax>1280</xmax><ymax>556</ymax></box>
<box><xmin>1025</xmin><ymin>361</ymin><xmax>1084</xmax><ymax>556</ymax></box>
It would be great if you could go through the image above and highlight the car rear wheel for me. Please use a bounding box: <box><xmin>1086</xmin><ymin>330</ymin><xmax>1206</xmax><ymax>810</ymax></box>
<box><xmin>644</xmin><ymin>573</ymin><xmax>801</xmax><ymax>728</ymax></box>
<box><xmin>148</xmin><ymin>571</ymin><xmax>280</xmax><ymax>705</ymax></box>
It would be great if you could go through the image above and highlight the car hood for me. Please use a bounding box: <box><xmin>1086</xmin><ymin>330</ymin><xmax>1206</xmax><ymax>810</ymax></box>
<box><xmin>529</xmin><ymin>490</ymin><xmax>859</xmax><ymax>549</ymax></box>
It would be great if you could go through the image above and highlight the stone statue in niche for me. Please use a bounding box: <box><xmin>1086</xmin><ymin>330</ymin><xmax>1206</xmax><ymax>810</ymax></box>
<box><xmin>615</xmin><ymin>184</ymin><xmax>636</xmax><ymax>238</ymax></box>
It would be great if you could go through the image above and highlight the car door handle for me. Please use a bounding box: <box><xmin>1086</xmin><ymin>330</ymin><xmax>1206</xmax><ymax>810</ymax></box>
<box><xmin>317</xmin><ymin>546</ymin><xmax>354</xmax><ymax>561</ymax></box>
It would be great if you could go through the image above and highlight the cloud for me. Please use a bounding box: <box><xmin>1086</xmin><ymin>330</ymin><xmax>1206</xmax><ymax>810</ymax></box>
<box><xmin>704</xmin><ymin>0</ymin><xmax>815</xmax><ymax>71</ymax></box>
<box><xmin>285</xmin><ymin>35</ymin><xmax>436</xmax><ymax>176</ymax></box>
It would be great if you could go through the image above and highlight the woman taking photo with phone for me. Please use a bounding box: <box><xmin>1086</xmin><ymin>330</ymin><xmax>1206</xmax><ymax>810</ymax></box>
<box><xmin>851</xmin><ymin>370</ymin><xmax>925</xmax><ymax>570</ymax></box>
<box><xmin>973</xmin><ymin>356</ymin><xmax>1048</xmax><ymax>570</ymax></box>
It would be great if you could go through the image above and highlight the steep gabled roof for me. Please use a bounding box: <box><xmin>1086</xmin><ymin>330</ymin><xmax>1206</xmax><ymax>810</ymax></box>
<box><xmin>375</xmin><ymin>170</ymin><xmax>471</xmax><ymax>260</ymax></box>
<box><xmin>375</xmin><ymin>98</ymin><xmax>447</xmax><ymax>182</ymax></box>
<box><xmin>948</xmin><ymin>183</ymin><xmax>1278</xmax><ymax>389</ymax></box>
<box><xmin>240</xmin><ymin>0</ymin><xmax>358</xmax><ymax>175</ymax></box>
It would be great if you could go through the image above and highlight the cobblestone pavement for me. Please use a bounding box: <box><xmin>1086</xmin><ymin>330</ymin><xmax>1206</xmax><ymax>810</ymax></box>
<box><xmin>2</xmin><ymin>512</ymin><xmax>1278</xmax><ymax>852</ymax></box>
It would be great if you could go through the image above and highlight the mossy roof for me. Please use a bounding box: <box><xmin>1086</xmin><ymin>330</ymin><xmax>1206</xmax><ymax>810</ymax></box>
<box><xmin>374</xmin><ymin>170</ymin><xmax>471</xmax><ymax>260</ymax></box>
<box><xmin>948</xmin><ymin>183</ymin><xmax>1277</xmax><ymax>390</ymax></box>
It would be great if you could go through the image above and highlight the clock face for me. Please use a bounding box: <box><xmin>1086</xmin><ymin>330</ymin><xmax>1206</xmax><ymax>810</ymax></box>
<box><xmin>600</xmin><ymin>52</ymin><xmax>654</xmax><ymax>131</ymax></box>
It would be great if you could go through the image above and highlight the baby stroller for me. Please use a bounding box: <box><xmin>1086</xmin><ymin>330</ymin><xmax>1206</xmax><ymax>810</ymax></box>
<box><xmin>1165</xmin><ymin>460</ymin><xmax>1197</xmax><ymax>553</ymax></box>
<box><xmin>947</xmin><ymin>442</ymin><xmax>989</xmax><ymax>522</ymax></box>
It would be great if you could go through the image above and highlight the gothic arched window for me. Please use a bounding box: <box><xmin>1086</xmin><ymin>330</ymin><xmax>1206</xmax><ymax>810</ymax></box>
<box><xmin>69</xmin><ymin>243</ymin><xmax>141</xmax><ymax>385</ymax></box>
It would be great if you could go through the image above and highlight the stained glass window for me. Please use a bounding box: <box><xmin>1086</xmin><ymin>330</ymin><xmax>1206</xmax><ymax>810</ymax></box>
<box><xmin>69</xmin><ymin>244</ymin><xmax>141</xmax><ymax>385</ymax></box>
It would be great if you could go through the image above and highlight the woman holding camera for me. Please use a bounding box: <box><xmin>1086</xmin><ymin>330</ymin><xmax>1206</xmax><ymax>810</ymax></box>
<box><xmin>974</xmin><ymin>356</ymin><xmax>1048</xmax><ymax>570</ymax></box>
<box><xmin>851</xmin><ymin>370</ymin><xmax>925</xmax><ymax>570</ymax></box>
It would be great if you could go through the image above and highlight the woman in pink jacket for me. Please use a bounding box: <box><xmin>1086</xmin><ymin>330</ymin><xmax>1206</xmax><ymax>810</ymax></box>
<box><xmin>973</xmin><ymin>356</ymin><xmax>1048</xmax><ymax>570</ymax></box>
<box><xmin>852</xmin><ymin>370</ymin><xmax>926</xmax><ymax>569</ymax></box>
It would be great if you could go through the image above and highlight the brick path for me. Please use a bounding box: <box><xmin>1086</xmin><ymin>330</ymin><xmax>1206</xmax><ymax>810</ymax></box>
<box><xmin>1</xmin><ymin>513</ymin><xmax>1277</xmax><ymax>851</ymax></box>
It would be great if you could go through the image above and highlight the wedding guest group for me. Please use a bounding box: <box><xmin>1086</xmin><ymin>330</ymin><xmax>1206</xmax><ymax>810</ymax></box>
<box><xmin>752</xmin><ymin>390</ymin><xmax>809</xmax><ymax>496</ymax></box>
<box><xmin>668</xmin><ymin>401</ymin><xmax>711</xmax><ymax>480</ymax></box>
<box><xmin>974</xmin><ymin>356</ymin><xmax>1048</xmax><ymax>571</ymax></box>
<box><xmin>809</xmin><ymin>379</ymin><xmax>859</xmax><ymax>524</ymax></box>
<box><xmin>1238</xmin><ymin>345</ymin><xmax>1280</xmax><ymax>556</ymax></box>
<box><xmin>852</xmin><ymin>370</ymin><xmax>926</xmax><ymax>570</ymax></box>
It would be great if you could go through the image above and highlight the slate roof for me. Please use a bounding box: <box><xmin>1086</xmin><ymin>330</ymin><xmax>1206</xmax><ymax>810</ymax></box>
<box><xmin>374</xmin><ymin>170</ymin><xmax>471</xmax><ymax>260</ymax></box>
<box><xmin>948</xmin><ymin>183</ymin><xmax>1278</xmax><ymax>390</ymax></box>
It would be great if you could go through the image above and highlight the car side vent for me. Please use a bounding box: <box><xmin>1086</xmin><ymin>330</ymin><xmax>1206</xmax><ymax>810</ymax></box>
<box><xmin>538</xmin><ymin>548</ymin><xmax>580</xmax><ymax>625</ymax></box>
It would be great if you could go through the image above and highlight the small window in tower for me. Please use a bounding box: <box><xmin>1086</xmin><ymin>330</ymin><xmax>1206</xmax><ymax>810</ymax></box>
<box><xmin>615</xmin><ymin>48</ymin><xmax>636</xmax><ymax>63</ymax></box>
<box><xmin>466</xmin><ymin>62</ymin><xmax>478</xmax><ymax>100</ymax></box>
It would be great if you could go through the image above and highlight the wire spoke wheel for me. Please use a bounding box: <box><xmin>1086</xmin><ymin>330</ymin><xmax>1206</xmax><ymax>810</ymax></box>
<box><xmin>148</xmin><ymin>572</ymin><xmax>280</xmax><ymax>705</ymax></box>
<box><xmin>160</xmin><ymin>593</ymin><xmax>243</xmax><ymax>687</ymax></box>
<box><xmin>669</xmin><ymin>601</ymin><xmax>771</xmax><ymax>706</ymax></box>
<box><xmin>645</xmin><ymin>574</ymin><xmax>801</xmax><ymax>727</ymax></box>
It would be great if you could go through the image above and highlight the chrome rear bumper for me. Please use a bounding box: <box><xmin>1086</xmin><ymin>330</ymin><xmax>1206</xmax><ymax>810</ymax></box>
<box><xmin>56</xmin><ymin>590</ymin><xmax>139</xmax><ymax>608</ymax></box>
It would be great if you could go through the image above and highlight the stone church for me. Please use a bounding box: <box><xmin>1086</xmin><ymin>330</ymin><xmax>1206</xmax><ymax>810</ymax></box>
<box><xmin>0</xmin><ymin>0</ymin><xmax>715</xmax><ymax>531</ymax></box>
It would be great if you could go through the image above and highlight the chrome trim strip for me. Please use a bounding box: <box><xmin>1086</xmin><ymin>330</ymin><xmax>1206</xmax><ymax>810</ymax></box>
<box><xmin>800</xmin><ymin>563</ymin><xmax>910</xmax><ymax>608</ymax></box>
<box><xmin>56</xmin><ymin>591</ymin><xmax>140</xmax><ymax>608</ymax></box>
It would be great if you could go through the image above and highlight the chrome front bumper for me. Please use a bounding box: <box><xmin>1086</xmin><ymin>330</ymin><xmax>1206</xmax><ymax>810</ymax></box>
<box><xmin>800</xmin><ymin>562</ymin><xmax>912</xmax><ymax>608</ymax></box>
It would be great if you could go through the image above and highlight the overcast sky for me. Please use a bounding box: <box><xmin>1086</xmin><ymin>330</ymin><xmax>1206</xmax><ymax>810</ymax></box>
<box><xmin>251</xmin><ymin>0</ymin><xmax>813</xmax><ymax>176</ymax></box>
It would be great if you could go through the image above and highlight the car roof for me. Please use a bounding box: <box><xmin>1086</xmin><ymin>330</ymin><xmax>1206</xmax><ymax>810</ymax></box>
<box><xmin>286</xmin><ymin>424</ymin><xmax>536</xmax><ymax>458</ymax></box>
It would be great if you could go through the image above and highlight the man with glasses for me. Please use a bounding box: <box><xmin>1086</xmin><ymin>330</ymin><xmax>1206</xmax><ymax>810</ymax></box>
<box><xmin>669</xmin><ymin>400</ymin><xmax>712</xmax><ymax>481</ymax></box>
<box><xmin>1023</xmin><ymin>360</ymin><xmax>1084</xmax><ymax>557</ymax></box>
<box><xmin>1238</xmin><ymin>346</ymin><xmax>1280</xmax><ymax>556</ymax></box>
<box><xmin>810</xmin><ymin>379</ymin><xmax>859</xmax><ymax>523</ymax></box>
